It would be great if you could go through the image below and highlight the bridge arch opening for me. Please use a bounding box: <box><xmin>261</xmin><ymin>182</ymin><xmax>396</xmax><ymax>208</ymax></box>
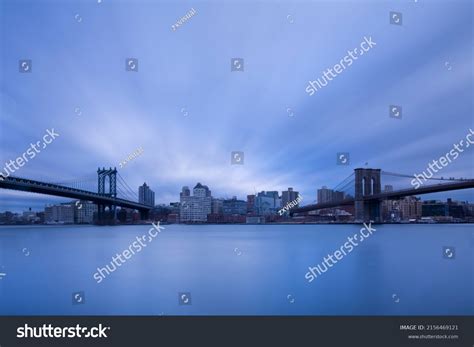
<box><xmin>105</xmin><ymin>175</ymin><xmax>111</xmax><ymax>195</ymax></box>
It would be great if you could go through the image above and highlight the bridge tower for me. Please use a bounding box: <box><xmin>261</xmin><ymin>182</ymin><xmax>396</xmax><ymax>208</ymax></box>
<box><xmin>97</xmin><ymin>167</ymin><xmax>117</xmax><ymax>224</ymax></box>
<box><xmin>354</xmin><ymin>168</ymin><xmax>382</xmax><ymax>222</ymax></box>
<box><xmin>98</xmin><ymin>167</ymin><xmax>117</xmax><ymax>197</ymax></box>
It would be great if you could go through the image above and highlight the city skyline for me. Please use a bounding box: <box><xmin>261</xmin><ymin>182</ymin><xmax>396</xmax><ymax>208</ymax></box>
<box><xmin>1</xmin><ymin>172</ymin><xmax>474</xmax><ymax>213</ymax></box>
<box><xmin>0</xmin><ymin>180</ymin><xmax>472</xmax><ymax>214</ymax></box>
<box><xmin>1</xmin><ymin>192</ymin><xmax>472</xmax><ymax>225</ymax></box>
<box><xmin>1</xmin><ymin>1</ymin><xmax>473</xmax><ymax>211</ymax></box>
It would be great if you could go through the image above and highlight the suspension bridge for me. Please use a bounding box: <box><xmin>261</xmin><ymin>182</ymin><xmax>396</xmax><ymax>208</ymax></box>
<box><xmin>0</xmin><ymin>168</ymin><xmax>151</xmax><ymax>223</ymax></box>
<box><xmin>291</xmin><ymin>168</ymin><xmax>474</xmax><ymax>221</ymax></box>
<box><xmin>0</xmin><ymin>167</ymin><xmax>473</xmax><ymax>224</ymax></box>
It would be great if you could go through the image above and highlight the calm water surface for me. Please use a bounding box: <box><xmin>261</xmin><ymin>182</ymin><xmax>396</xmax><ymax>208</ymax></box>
<box><xmin>0</xmin><ymin>224</ymin><xmax>472</xmax><ymax>315</ymax></box>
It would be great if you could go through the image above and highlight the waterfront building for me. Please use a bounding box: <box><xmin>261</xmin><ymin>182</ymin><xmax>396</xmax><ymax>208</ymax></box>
<box><xmin>22</xmin><ymin>208</ymin><xmax>37</xmax><ymax>223</ymax></box>
<box><xmin>222</xmin><ymin>197</ymin><xmax>247</xmax><ymax>215</ymax></box>
<box><xmin>169</xmin><ymin>202</ymin><xmax>181</xmax><ymax>215</ymax></box>
<box><xmin>0</xmin><ymin>211</ymin><xmax>14</xmax><ymax>224</ymax></box>
<box><xmin>382</xmin><ymin>197</ymin><xmax>425</xmax><ymax>222</ymax></box>
<box><xmin>148</xmin><ymin>204</ymin><xmax>173</xmax><ymax>223</ymax></box>
<box><xmin>74</xmin><ymin>200</ymin><xmax>97</xmax><ymax>224</ymax></box>
<box><xmin>255</xmin><ymin>191</ymin><xmax>281</xmax><ymax>215</ymax></box>
<box><xmin>398</xmin><ymin>197</ymin><xmax>422</xmax><ymax>220</ymax></box>
<box><xmin>421</xmin><ymin>199</ymin><xmax>465</xmax><ymax>219</ymax></box>
<box><xmin>45</xmin><ymin>204</ymin><xmax>74</xmax><ymax>223</ymax></box>
<box><xmin>212</xmin><ymin>198</ymin><xmax>224</xmax><ymax>215</ymax></box>
<box><xmin>422</xmin><ymin>200</ymin><xmax>448</xmax><ymax>217</ymax></box>
<box><xmin>36</xmin><ymin>211</ymin><xmax>45</xmax><ymax>224</ymax></box>
<box><xmin>180</xmin><ymin>183</ymin><xmax>212</xmax><ymax>222</ymax></box>
<box><xmin>246</xmin><ymin>194</ymin><xmax>256</xmax><ymax>214</ymax></box>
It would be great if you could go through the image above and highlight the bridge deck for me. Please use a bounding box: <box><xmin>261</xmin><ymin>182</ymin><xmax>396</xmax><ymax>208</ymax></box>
<box><xmin>0</xmin><ymin>176</ymin><xmax>150</xmax><ymax>211</ymax></box>
<box><xmin>291</xmin><ymin>180</ymin><xmax>474</xmax><ymax>214</ymax></box>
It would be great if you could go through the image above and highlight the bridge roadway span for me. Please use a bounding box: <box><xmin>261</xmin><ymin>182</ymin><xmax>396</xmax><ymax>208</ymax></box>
<box><xmin>0</xmin><ymin>176</ymin><xmax>151</xmax><ymax>211</ymax></box>
<box><xmin>291</xmin><ymin>180</ymin><xmax>474</xmax><ymax>214</ymax></box>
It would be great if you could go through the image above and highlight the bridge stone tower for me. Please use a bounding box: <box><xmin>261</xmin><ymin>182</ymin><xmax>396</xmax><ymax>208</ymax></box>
<box><xmin>354</xmin><ymin>168</ymin><xmax>382</xmax><ymax>222</ymax></box>
<box><xmin>97</xmin><ymin>167</ymin><xmax>117</xmax><ymax>224</ymax></box>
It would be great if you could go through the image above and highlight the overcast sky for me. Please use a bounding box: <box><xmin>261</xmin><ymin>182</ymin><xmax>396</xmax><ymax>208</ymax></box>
<box><xmin>1</xmin><ymin>0</ymin><xmax>473</xmax><ymax>211</ymax></box>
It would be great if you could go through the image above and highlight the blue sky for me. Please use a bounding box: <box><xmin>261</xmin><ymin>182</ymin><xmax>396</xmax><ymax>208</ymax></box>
<box><xmin>1</xmin><ymin>0</ymin><xmax>473</xmax><ymax>211</ymax></box>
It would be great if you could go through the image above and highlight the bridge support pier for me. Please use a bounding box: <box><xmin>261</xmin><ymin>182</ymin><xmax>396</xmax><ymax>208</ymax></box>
<box><xmin>355</xmin><ymin>168</ymin><xmax>382</xmax><ymax>222</ymax></box>
<box><xmin>97</xmin><ymin>204</ymin><xmax>105</xmax><ymax>221</ymax></box>
<box><xmin>109</xmin><ymin>205</ymin><xmax>117</xmax><ymax>220</ymax></box>
<box><xmin>140</xmin><ymin>210</ymin><xmax>149</xmax><ymax>221</ymax></box>
<box><xmin>95</xmin><ymin>204</ymin><xmax>116</xmax><ymax>225</ymax></box>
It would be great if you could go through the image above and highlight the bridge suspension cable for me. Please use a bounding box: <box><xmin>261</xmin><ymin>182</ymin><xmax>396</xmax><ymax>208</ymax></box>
<box><xmin>27</xmin><ymin>173</ymin><xmax>98</xmax><ymax>192</ymax></box>
<box><xmin>116</xmin><ymin>186</ymin><xmax>136</xmax><ymax>201</ymax></box>
<box><xmin>381</xmin><ymin>171</ymin><xmax>467</xmax><ymax>182</ymax></box>
<box><xmin>332</xmin><ymin>173</ymin><xmax>354</xmax><ymax>190</ymax></box>
<box><xmin>116</xmin><ymin>173</ymin><xmax>139</xmax><ymax>202</ymax></box>
<box><xmin>332</xmin><ymin>173</ymin><xmax>355</xmax><ymax>196</ymax></box>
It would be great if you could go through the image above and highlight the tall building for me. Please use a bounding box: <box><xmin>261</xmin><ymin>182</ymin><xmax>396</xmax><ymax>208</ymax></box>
<box><xmin>317</xmin><ymin>186</ymin><xmax>344</xmax><ymax>203</ymax></box>
<box><xmin>317</xmin><ymin>186</ymin><xmax>333</xmax><ymax>204</ymax></box>
<box><xmin>222</xmin><ymin>197</ymin><xmax>247</xmax><ymax>215</ymax></box>
<box><xmin>282</xmin><ymin>188</ymin><xmax>300</xmax><ymax>207</ymax></box>
<box><xmin>139</xmin><ymin>182</ymin><xmax>155</xmax><ymax>207</ymax></box>
<box><xmin>180</xmin><ymin>183</ymin><xmax>212</xmax><ymax>222</ymax></box>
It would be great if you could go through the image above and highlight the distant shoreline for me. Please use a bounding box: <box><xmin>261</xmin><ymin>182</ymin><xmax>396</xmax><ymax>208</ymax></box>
<box><xmin>1</xmin><ymin>222</ymin><xmax>473</xmax><ymax>227</ymax></box>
